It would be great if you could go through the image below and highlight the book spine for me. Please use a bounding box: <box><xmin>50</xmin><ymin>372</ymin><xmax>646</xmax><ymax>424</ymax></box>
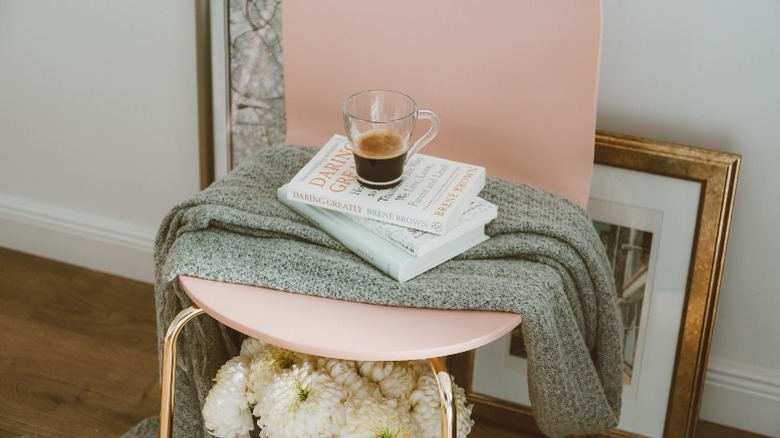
<box><xmin>347</xmin><ymin>215</ymin><xmax>421</xmax><ymax>255</ymax></box>
<box><xmin>347</xmin><ymin>198</ymin><xmax>497</xmax><ymax>256</ymax></box>
<box><xmin>286</xmin><ymin>186</ymin><xmax>446</xmax><ymax>234</ymax></box>
<box><xmin>277</xmin><ymin>187</ymin><xmax>406</xmax><ymax>281</ymax></box>
<box><xmin>434</xmin><ymin>166</ymin><xmax>486</xmax><ymax>233</ymax></box>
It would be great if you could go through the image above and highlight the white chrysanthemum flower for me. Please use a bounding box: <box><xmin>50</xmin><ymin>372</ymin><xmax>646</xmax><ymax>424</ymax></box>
<box><xmin>208</xmin><ymin>351</ymin><xmax>474</xmax><ymax>438</ymax></box>
<box><xmin>407</xmin><ymin>359</ymin><xmax>431</xmax><ymax>377</ymax></box>
<box><xmin>246</xmin><ymin>345</ymin><xmax>314</xmax><ymax>405</ymax></box>
<box><xmin>341</xmin><ymin>395</ymin><xmax>419</xmax><ymax>438</ymax></box>
<box><xmin>409</xmin><ymin>374</ymin><xmax>474</xmax><ymax>438</ymax></box>
<box><xmin>318</xmin><ymin>358</ymin><xmax>360</xmax><ymax>391</ymax></box>
<box><xmin>203</xmin><ymin>356</ymin><xmax>254</xmax><ymax>438</ymax></box>
<box><xmin>239</xmin><ymin>337</ymin><xmax>266</xmax><ymax>359</ymax></box>
<box><xmin>378</xmin><ymin>361</ymin><xmax>421</xmax><ymax>400</ymax></box>
<box><xmin>357</xmin><ymin>361</ymin><xmax>396</xmax><ymax>383</ymax></box>
<box><xmin>253</xmin><ymin>363</ymin><xmax>346</xmax><ymax>437</ymax></box>
<box><xmin>320</xmin><ymin>358</ymin><xmax>382</xmax><ymax>400</ymax></box>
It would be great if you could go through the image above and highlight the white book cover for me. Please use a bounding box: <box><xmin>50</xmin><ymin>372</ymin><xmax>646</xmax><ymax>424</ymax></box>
<box><xmin>277</xmin><ymin>185</ymin><xmax>488</xmax><ymax>282</ymax></box>
<box><xmin>346</xmin><ymin>197</ymin><xmax>497</xmax><ymax>256</ymax></box>
<box><xmin>286</xmin><ymin>134</ymin><xmax>486</xmax><ymax>235</ymax></box>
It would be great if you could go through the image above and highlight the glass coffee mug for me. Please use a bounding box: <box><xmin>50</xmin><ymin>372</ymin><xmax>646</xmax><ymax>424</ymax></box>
<box><xmin>342</xmin><ymin>89</ymin><xmax>440</xmax><ymax>189</ymax></box>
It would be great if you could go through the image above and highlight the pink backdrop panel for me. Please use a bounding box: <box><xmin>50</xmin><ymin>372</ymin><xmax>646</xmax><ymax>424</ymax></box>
<box><xmin>283</xmin><ymin>0</ymin><xmax>601</xmax><ymax>206</ymax></box>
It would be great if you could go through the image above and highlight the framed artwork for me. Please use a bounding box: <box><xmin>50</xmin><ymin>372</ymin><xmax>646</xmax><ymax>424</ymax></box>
<box><xmin>449</xmin><ymin>131</ymin><xmax>740</xmax><ymax>438</ymax></box>
<box><xmin>201</xmin><ymin>0</ymin><xmax>285</xmax><ymax>185</ymax></box>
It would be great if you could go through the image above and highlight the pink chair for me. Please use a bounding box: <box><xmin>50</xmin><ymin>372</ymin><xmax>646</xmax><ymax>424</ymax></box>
<box><xmin>160</xmin><ymin>0</ymin><xmax>602</xmax><ymax>436</ymax></box>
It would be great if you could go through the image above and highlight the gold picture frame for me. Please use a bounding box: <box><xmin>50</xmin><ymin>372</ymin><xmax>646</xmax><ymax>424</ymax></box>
<box><xmin>449</xmin><ymin>131</ymin><xmax>740</xmax><ymax>438</ymax></box>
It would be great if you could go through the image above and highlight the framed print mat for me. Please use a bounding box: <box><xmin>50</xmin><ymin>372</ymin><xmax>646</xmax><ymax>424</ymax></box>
<box><xmin>449</xmin><ymin>131</ymin><xmax>740</xmax><ymax>438</ymax></box>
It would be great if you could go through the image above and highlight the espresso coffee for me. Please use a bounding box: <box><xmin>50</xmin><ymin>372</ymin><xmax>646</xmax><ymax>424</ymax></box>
<box><xmin>353</xmin><ymin>130</ymin><xmax>407</xmax><ymax>187</ymax></box>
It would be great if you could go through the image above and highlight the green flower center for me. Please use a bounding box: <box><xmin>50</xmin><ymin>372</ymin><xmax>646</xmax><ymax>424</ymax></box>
<box><xmin>270</xmin><ymin>347</ymin><xmax>304</xmax><ymax>371</ymax></box>
<box><xmin>374</xmin><ymin>427</ymin><xmax>399</xmax><ymax>438</ymax></box>
<box><xmin>297</xmin><ymin>383</ymin><xmax>311</xmax><ymax>402</ymax></box>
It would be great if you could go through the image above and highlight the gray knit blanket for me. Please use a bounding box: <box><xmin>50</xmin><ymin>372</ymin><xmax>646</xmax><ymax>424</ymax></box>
<box><xmin>124</xmin><ymin>145</ymin><xmax>622</xmax><ymax>438</ymax></box>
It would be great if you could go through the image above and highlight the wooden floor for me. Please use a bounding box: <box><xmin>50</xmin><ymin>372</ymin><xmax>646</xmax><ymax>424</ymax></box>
<box><xmin>0</xmin><ymin>248</ymin><xmax>159</xmax><ymax>437</ymax></box>
<box><xmin>0</xmin><ymin>247</ymin><xmax>768</xmax><ymax>438</ymax></box>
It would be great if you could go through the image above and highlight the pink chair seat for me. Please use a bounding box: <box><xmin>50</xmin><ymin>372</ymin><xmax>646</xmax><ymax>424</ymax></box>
<box><xmin>180</xmin><ymin>275</ymin><xmax>522</xmax><ymax>361</ymax></box>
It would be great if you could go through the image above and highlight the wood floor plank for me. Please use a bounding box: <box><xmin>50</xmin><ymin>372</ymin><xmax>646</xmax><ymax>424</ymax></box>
<box><xmin>0</xmin><ymin>313</ymin><xmax>159</xmax><ymax>437</ymax></box>
<box><xmin>0</xmin><ymin>248</ymin><xmax>159</xmax><ymax>437</ymax></box>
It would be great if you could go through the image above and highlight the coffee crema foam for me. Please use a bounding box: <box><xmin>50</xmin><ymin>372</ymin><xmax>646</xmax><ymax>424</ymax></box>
<box><xmin>355</xmin><ymin>130</ymin><xmax>406</xmax><ymax>159</ymax></box>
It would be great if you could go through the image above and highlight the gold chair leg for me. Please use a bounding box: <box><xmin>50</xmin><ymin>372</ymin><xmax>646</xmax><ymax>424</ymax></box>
<box><xmin>159</xmin><ymin>304</ymin><xmax>205</xmax><ymax>438</ymax></box>
<box><xmin>428</xmin><ymin>357</ymin><xmax>456</xmax><ymax>438</ymax></box>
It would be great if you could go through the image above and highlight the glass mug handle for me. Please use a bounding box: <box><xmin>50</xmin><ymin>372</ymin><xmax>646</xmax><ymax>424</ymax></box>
<box><xmin>407</xmin><ymin>109</ymin><xmax>440</xmax><ymax>159</ymax></box>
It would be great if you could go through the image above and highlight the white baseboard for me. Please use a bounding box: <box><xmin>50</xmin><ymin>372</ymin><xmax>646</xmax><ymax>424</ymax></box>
<box><xmin>1</xmin><ymin>194</ymin><xmax>779</xmax><ymax>436</ymax></box>
<box><xmin>700</xmin><ymin>356</ymin><xmax>780</xmax><ymax>437</ymax></box>
<box><xmin>0</xmin><ymin>193</ymin><xmax>155</xmax><ymax>283</ymax></box>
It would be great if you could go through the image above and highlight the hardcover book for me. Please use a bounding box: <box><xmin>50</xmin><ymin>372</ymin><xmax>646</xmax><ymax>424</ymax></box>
<box><xmin>346</xmin><ymin>197</ymin><xmax>497</xmax><ymax>256</ymax></box>
<box><xmin>286</xmin><ymin>134</ymin><xmax>486</xmax><ymax>235</ymax></box>
<box><xmin>277</xmin><ymin>185</ymin><xmax>490</xmax><ymax>282</ymax></box>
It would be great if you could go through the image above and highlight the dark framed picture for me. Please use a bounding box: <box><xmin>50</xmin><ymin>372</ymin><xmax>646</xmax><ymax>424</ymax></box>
<box><xmin>449</xmin><ymin>131</ymin><xmax>740</xmax><ymax>438</ymax></box>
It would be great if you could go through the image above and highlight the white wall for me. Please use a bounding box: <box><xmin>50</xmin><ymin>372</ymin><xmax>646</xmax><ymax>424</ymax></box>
<box><xmin>0</xmin><ymin>1</ymin><xmax>201</xmax><ymax>280</ymax></box>
<box><xmin>0</xmin><ymin>1</ymin><xmax>777</xmax><ymax>436</ymax></box>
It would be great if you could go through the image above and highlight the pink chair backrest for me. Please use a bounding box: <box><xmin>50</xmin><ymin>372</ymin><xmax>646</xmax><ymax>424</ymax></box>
<box><xmin>283</xmin><ymin>0</ymin><xmax>602</xmax><ymax>207</ymax></box>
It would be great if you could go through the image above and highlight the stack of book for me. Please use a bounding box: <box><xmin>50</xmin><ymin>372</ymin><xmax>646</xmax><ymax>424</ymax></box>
<box><xmin>278</xmin><ymin>134</ymin><xmax>497</xmax><ymax>282</ymax></box>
